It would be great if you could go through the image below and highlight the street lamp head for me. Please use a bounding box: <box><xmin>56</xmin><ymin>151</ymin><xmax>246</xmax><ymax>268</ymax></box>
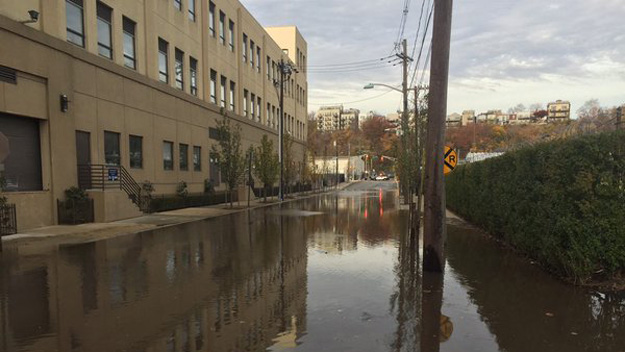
<box><xmin>363</xmin><ymin>83</ymin><xmax>375</xmax><ymax>90</ymax></box>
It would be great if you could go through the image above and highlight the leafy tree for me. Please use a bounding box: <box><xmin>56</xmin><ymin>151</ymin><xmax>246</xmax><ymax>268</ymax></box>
<box><xmin>253</xmin><ymin>135</ymin><xmax>279</xmax><ymax>201</ymax></box>
<box><xmin>211</xmin><ymin>114</ymin><xmax>245</xmax><ymax>207</ymax></box>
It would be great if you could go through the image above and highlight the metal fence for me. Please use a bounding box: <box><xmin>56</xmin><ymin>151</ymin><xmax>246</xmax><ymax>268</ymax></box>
<box><xmin>57</xmin><ymin>199</ymin><xmax>95</xmax><ymax>225</ymax></box>
<box><xmin>0</xmin><ymin>204</ymin><xmax>17</xmax><ymax>236</ymax></box>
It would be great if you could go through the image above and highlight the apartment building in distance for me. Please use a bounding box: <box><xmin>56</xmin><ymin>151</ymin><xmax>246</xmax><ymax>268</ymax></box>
<box><xmin>0</xmin><ymin>0</ymin><xmax>308</xmax><ymax>230</ymax></box>
<box><xmin>547</xmin><ymin>100</ymin><xmax>571</xmax><ymax>121</ymax></box>
<box><xmin>316</xmin><ymin>105</ymin><xmax>359</xmax><ymax>131</ymax></box>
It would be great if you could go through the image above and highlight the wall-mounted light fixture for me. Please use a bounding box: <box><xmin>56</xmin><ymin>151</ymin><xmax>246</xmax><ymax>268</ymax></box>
<box><xmin>20</xmin><ymin>10</ymin><xmax>39</xmax><ymax>24</ymax></box>
<box><xmin>60</xmin><ymin>94</ymin><xmax>69</xmax><ymax>112</ymax></box>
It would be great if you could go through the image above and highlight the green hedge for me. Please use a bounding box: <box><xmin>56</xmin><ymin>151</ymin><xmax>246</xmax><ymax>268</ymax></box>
<box><xmin>446</xmin><ymin>131</ymin><xmax>625</xmax><ymax>282</ymax></box>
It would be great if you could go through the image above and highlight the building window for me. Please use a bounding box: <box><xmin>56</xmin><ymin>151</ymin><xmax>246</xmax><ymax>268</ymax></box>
<box><xmin>266</xmin><ymin>56</ymin><xmax>271</xmax><ymax>80</ymax></box>
<box><xmin>129</xmin><ymin>135</ymin><xmax>143</xmax><ymax>169</ymax></box>
<box><xmin>104</xmin><ymin>131</ymin><xmax>120</xmax><ymax>165</ymax></box>
<box><xmin>220</xmin><ymin>75</ymin><xmax>226</xmax><ymax>108</ymax></box>
<box><xmin>193</xmin><ymin>146</ymin><xmax>202</xmax><ymax>171</ymax></box>
<box><xmin>158</xmin><ymin>38</ymin><xmax>169</xmax><ymax>83</ymax></box>
<box><xmin>210</xmin><ymin>70</ymin><xmax>217</xmax><ymax>103</ymax></box>
<box><xmin>229</xmin><ymin>81</ymin><xmax>235</xmax><ymax>111</ymax></box>
<box><xmin>188</xmin><ymin>0</ymin><xmax>195</xmax><ymax>21</ymax></box>
<box><xmin>179</xmin><ymin>143</ymin><xmax>189</xmax><ymax>171</ymax></box>
<box><xmin>163</xmin><ymin>141</ymin><xmax>174</xmax><ymax>170</ymax></box>
<box><xmin>250</xmin><ymin>41</ymin><xmax>255</xmax><ymax>68</ymax></box>
<box><xmin>190</xmin><ymin>57</ymin><xmax>198</xmax><ymax>96</ymax></box>
<box><xmin>174</xmin><ymin>0</ymin><xmax>181</xmax><ymax>11</ymax></box>
<box><xmin>97</xmin><ymin>2</ymin><xmax>113</xmax><ymax>59</ymax></box>
<box><xmin>243</xmin><ymin>90</ymin><xmax>248</xmax><ymax>117</ymax></box>
<box><xmin>219</xmin><ymin>11</ymin><xmax>225</xmax><ymax>45</ymax></box>
<box><xmin>123</xmin><ymin>17</ymin><xmax>136</xmax><ymax>69</ymax></box>
<box><xmin>208</xmin><ymin>1</ymin><xmax>215</xmax><ymax>37</ymax></box>
<box><xmin>228</xmin><ymin>20</ymin><xmax>235</xmax><ymax>52</ymax></box>
<box><xmin>175</xmin><ymin>48</ymin><xmax>184</xmax><ymax>90</ymax></box>
<box><xmin>257</xmin><ymin>97</ymin><xmax>262</xmax><ymax>123</ymax></box>
<box><xmin>256</xmin><ymin>47</ymin><xmax>261</xmax><ymax>73</ymax></box>
<box><xmin>250</xmin><ymin>93</ymin><xmax>255</xmax><ymax>119</ymax></box>
<box><xmin>267</xmin><ymin>103</ymin><xmax>270</xmax><ymax>125</ymax></box>
<box><xmin>66</xmin><ymin>0</ymin><xmax>84</xmax><ymax>47</ymax></box>
<box><xmin>242</xmin><ymin>34</ymin><xmax>247</xmax><ymax>62</ymax></box>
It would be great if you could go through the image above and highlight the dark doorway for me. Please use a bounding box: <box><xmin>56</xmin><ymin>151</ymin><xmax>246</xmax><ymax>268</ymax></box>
<box><xmin>76</xmin><ymin>131</ymin><xmax>91</xmax><ymax>189</ymax></box>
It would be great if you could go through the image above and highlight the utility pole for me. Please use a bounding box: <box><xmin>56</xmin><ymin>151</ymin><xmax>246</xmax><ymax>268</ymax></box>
<box><xmin>617</xmin><ymin>106</ymin><xmax>623</xmax><ymax>131</ymax></box>
<box><xmin>396</xmin><ymin>39</ymin><xmax>413</xmax><ymax>204</ymax></box>
<box><xmin>423</xmin><ymin>0</ymin><xmax>453</xmax><ymax>273</ymax></box>
<box><xmin>277</xmin><ymin>59</ymin><xmax>293</xmax><ymax>202</ymax></box>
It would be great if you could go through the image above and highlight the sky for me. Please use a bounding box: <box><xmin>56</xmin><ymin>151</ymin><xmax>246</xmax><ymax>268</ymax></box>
<box><xmin>242</xmin><ymin>0</ymin><xmax>625</xmax><ymax>117</ymax></box>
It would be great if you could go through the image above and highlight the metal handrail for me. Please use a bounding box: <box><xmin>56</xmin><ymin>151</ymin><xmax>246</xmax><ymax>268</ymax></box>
<box><xmin>78</xmin><ymin>164</ymin><xmax>148</xmax><ymax>212</ymax></box>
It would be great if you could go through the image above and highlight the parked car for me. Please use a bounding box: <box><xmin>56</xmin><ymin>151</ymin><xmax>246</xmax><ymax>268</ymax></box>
<box><xmin>375</xmin><ymin>175</ymin><xmax>389</xmax><ymax>181</ymax></box>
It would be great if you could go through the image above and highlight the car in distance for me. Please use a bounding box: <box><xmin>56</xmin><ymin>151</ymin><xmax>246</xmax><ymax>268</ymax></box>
<box><xmin>375</xmin><ymin>174</ymin><xmax>389</xmax><ymax>181</ymax></box>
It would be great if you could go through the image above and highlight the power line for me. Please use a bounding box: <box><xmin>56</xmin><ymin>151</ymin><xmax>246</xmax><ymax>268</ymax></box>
<box><xmin>306</xmin><ymin>60</ymin><xmax>402</xmax><ymax>74</ymax></box>
<box><xmin>410</xmin><ymin>1</ymin><xmax>434</xmax><ymax>88</ymax></box>
<box><xmin>392</xmin><ymin>0</ymin><xmax>412</xmax><ymax>53</ymax></box>
<box><xmin>309</xmin><ymin>88</ymin><xmax>399</xmax><ymax>107</ymax></box>
<box><xmin>407</xmin><ymin>0</ymin><xmax>429</xmax><ymax>83</ymax></box>
<box><xmin>303</xmin><ymin>55</ymin><xmax>396</xmax><ymax>69</ymax></box>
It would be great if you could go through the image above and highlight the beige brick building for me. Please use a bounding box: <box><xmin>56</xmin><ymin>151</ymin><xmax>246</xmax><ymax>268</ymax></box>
<box><xmin>547</xmin><ymin>100</ymin><xmax>571</xmax><ymax>121</ymax></box>
<box><xmin>0</xmin><ymin>0</ymin><xmax>308</xmax><ymax>229</ymax></box>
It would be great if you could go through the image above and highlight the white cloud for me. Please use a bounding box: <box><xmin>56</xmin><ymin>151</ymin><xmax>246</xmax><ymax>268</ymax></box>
<box><xmin>242</xmin><ymin>0</ymin><xmax>625</xmax><ymax>116</ymax></box>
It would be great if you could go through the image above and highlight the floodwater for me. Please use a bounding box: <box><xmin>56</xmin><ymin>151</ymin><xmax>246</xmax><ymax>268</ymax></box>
<box><xmin>1</xmin><ymin>182</ymin><xmax>624</xmax><ymax>352</ymax></box>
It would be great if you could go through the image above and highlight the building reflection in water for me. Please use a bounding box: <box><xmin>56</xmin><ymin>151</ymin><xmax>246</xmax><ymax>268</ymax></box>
<box><xmin>0</xmin><ymin>208</ymin><xmax>308</xmax><ymax>352</ymax></box>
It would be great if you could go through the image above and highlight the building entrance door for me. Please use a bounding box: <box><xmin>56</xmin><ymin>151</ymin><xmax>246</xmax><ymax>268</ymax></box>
<box><xmin>76</xmin><ymin>131</ymin><xmax>91</xmax><ymax>189</ymax></box>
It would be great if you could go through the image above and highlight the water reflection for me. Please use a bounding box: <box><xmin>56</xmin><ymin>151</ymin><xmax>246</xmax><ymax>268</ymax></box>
<box><xmin>0</xmin><ymin>188</ymin><xmax>624</xmax><ymax>352</ymax></box>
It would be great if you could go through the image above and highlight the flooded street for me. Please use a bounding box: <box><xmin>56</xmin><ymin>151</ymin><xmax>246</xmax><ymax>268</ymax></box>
<box><xmin>1</xmin><ymin>182</ymin><xmax>624</xmax><ymax>352</ymax></box>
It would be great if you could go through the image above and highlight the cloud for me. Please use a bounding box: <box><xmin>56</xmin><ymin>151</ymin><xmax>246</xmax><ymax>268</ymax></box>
<box><xmin>242</xmin><ymin>0</ymin><xmax>625</xmax><ymax>116</ymax></box>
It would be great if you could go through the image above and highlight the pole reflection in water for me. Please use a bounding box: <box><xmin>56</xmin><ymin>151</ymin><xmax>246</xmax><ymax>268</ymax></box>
<box><xmin>0</xmin><ymin>185</ymin><xmax>624</xmax><ymax>352</ymax></box>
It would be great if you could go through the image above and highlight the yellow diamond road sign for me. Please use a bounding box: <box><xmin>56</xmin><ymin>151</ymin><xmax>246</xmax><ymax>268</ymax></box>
<box><xmin>444</xmin><ymin>146</ymin><xmax>457</xmax><ymax>175</ymax></box>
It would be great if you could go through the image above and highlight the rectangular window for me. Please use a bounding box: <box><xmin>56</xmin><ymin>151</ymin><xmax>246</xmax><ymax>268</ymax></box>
<box><xmin>267</xmin><ymin>56</ymin><xmax>271</xmax><ymax>80</ymax></box>
<box><xmin>229</xmin><ymin>81</ymin><xmax>235</xmax><ymax>111</ymax></box>
<box><xmin>250</xmin><ymin>41</ymin><xmax>255</xmax><ymax>68</ymax></box>
<box><xmin>243</xmin><ymin>89</ymin><xmax>248</xmax><ymax>117</ymax></box>
<box><xmin>250</xmin><ymin>93</ymin><xmax>255</xmax><ymax>119</ymax></box>
<box><xmin>179</xmin><ymin>143</ymin><xmax>189</xmax><ymax>171</ymax></box>
<box><xmin>175</xmin><ymin>48</ymin><xmax>184</xmax><ymax>90</ymax></box>
<box><xmin>97</xmin><ymin>2</ymin><xmax>112</xmax><ymax>59</ymax></box>
<box><xmin>163</xmin><ymin>141</ymin><xmax>174</xmax><ymax>170</ymax></box>
<box><xmin>193</xmin><ymin>146</ymin><xmax>201</xmax><ymax>171</ymax></box>
<box><xmin>104</xmin><ymin>131</ymin><xmax>120</xmax><ymax>165</ymax></box>
<box><xmin>66</xmin><ymin>0</ymin><xmax>84</xmax><ymax>47</ymax></box>
<box><xmin>267</xmin><ymin>103</ymin><xmax>270</xmax><ymax>125</ymax></box>
<box><xmin>0</xmin><ymin>115</ymin><xmax>43</xmax><ymax>192</ymax></box>
<box><xmin>219</xmin><ymin>11</ymin><xmax>225</xmax><ymax>45</ymax></box>
<box><xmin>190</xmin><ymin>57</ymin><xmax>198</xmax><ymax>96</ymax></box>
<box><xmin>220</xmin><ymin>75</ymin><xmax>226</xmax><ymax>108</ymax></box>
<box><xmin>158</xmin><ymin>38</ymin><xmax>169</xmax><ymax>83</ymax></box>
<box><xmin>228</xmin><ymin>20</ymin><xmax>235</xmax><ymax>52</ymax></box>
<box><xmin>208</xmin><ymin>2</ymin><xmax>215</xmax><ymax>37</ymax></box>
<box><xmin>256</xmin><ymin>47</ymin><xmax>261</xmax><ymax>73</ymax></box>
<box><xmin>123</xmin><ymin>17</ymin><xmax>136</xmax><ymax>69</ymax></box>
<box><xmin>174</xmin><ymin>0</ymin><xmax>181</xmax><ymax>10</ymax></box>
<box><xmin>129</xmin><ymin>135</ymin><xmax>143</xmax><ymax>169</ymax></box>
<box><xmin>242</xmin><ymin>34</ymin><xmax>247</xmax><ymax>62</ymax></box>
<box><xmin>209</xmin><ymin>152</ymin><xmax>220</xmax><ymax>184</ymax></box>
<box><xmin>257</xmin><ymin>97</ymin><xmax>261</xmax><ymax>123</ymax></box>
<box><xmin>210</xmin><ymin>70</ymin><xmax>217</xmax><ymax>103</ymax></box>
<box><xmin>188</xmin><ymin>0</ymin><xmax>195</xmax><ymax>21</ymax></box>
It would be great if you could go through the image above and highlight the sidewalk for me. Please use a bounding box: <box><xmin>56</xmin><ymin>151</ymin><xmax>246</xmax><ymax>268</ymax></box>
<box><xmin>1</xmin><ymin>182</ymin><xmax>360</xmax><ymax>254</ymax></box>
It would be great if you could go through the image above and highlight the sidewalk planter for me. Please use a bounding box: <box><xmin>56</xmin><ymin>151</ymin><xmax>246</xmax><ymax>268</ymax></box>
<box><xmin>0</xmin><ymin>204</ymin><xmax>17</xmax><ymax>235</ymax></box>
<box><xmin>446</xmin><ymin>131</ymin><xmax>625</xmax><ymax>282</ymax></box>
<box><xmin>57</xmin><ymin>199</ymin><xmax>95</xmax><ymax>225</ymax></box>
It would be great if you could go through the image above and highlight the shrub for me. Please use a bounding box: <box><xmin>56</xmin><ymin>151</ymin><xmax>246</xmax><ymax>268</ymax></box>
<box><xmin>176</xmin><ymin>181</ymin><xmax>188</xmax><ymax>198</ymax></box>
<box><xmin>141</xmin><ymin>181</ymin><xmax>155</xmax><ymax>199</ymax></box>
<box><xmin>64</xmin><ymin>186</ymin><xmax>88</xmax><ymax>201</ymax></box>
<box><xmin>204</xmin><ymin>179</ymin><xmax>215</xmax><ymax>195</ymax></box>
<box><xmin>446</xmin><ymin>131</ymin><xmax>625</xmax><ymax>282</ymax></box>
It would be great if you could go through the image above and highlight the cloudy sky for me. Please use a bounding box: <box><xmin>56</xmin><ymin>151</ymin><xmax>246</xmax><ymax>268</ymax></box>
<box><xmin>243</xmin><ymin>0</ymin><xmax>625</xmax><ymax>117</ymax></box>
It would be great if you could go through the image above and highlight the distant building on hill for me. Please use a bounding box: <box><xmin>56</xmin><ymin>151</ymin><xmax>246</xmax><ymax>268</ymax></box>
<box><xmin>547</xmin><ymin>100</ymin><xmax>571</xmax><ymax>121</ymax></box>
<box><xmin>316</xmin><ymin>105</ymin><xmax>360</xmax><ymax>131</ymax></box>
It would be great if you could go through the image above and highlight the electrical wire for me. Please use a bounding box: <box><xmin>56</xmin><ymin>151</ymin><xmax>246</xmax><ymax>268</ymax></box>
<box><xmin>410</xmin><ymin>2</ymin><xmax>434</xmax><ymax>88</ymax></box>
<box><xmin>309</xmin><ymin>88</ymin><xmax>399</xmax><ymax>107</ymax></box>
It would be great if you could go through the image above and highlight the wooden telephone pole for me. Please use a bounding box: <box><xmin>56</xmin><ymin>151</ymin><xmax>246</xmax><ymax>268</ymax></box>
<box><xmin>423</xmin><ymin>0</ymin><xmax>453</xmax><ymax>273</ymax></box>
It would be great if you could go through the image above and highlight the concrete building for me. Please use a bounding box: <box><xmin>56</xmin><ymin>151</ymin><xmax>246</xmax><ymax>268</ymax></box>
<box><xmin>315</xmin><ymin>105</ymin><xmax>359</xmax><ymax>131</ymax></box>
<box><xmin>462</xmin><ymin>110</ymin><xmax>475</xmax><ymax>125</ymax></box>
<box><xmin>0</xmin><ymin>0</ymin><xmax>308</xmax><ymax>230</ymax></box>
<box><xmin>446</xmin><ymin>112</ymin><xmax>462</xmax><ymax>127</ymax></box>
<box><xmin>547</xmin><ymin>100</ymin><xmax>571</xmax><ymax>121</ymax></box>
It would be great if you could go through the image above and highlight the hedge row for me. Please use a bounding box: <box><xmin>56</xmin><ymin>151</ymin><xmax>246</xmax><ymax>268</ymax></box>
<box><xmin>446</xmin><ymin>131</ymin><xmax>625</xmax><ymax>281</ymax></box>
